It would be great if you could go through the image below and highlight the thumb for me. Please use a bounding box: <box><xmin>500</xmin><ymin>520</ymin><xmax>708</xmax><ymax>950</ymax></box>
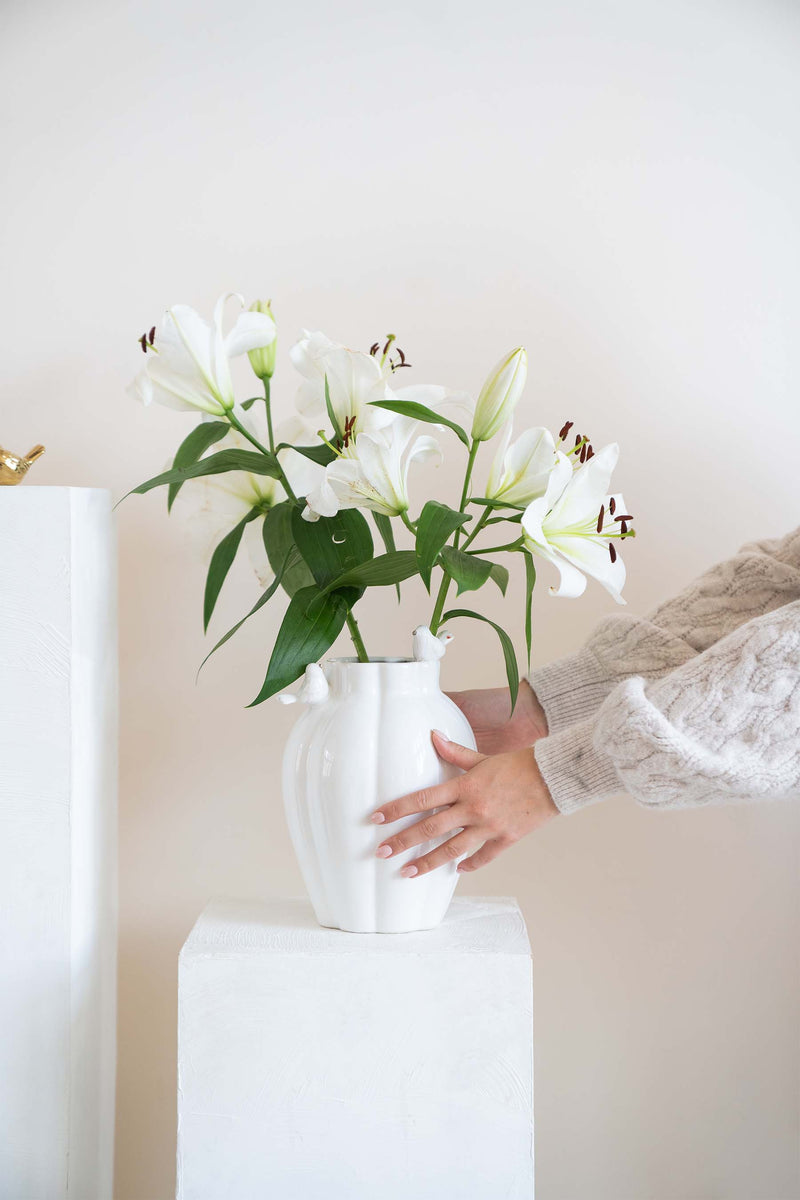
<box><xmin>431</xmin><ymin>729</ymin><xmax>484</xmax><ymax>770</ymax></box>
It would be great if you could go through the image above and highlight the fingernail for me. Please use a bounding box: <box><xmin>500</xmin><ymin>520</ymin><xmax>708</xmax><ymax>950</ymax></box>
<box><xmin>375</xmin><ymin>845</ymin><xmax>393</xmax><ymax>859</ymax></box>
<box><xmin>370</xmin><ymin>811</ymin><xmax>385</xmax><ymax>824</ymax></box>
<box><xmin>432</xmin><ymin>729</ymin><xmax>449</xmax><ymax>742</ymax></box>
<box><xmin>401</xmin><ymin>865</ymin><xmax>418</xmax><ymax>878</ymax></box>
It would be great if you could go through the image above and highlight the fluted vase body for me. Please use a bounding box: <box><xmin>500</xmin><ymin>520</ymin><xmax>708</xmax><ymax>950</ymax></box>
<box><xmin>281</xmin><ymin>658</ymin><xmax>477</xmax><ymax>933</ymax></box>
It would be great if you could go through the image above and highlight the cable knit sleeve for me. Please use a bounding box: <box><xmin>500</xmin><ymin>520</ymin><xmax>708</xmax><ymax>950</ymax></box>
<box><xmin>533</xmin><ymin>600</ymin><xmax>800</xmax><ymax>814</ymax></box>
<box><xmin>529</xmin><ymin>525</ymin><xmax>800</xmax><ymax>734</ymax></box>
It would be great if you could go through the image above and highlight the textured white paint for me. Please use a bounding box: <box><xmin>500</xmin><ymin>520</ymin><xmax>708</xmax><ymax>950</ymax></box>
<box><xmin>0</xmin><ymin>487</ymin><xmax>117</xmax><ymax>1200</ymax></box>
<box><xmin>283</xmin><ymin>658</ymin><xmax>478</xmax><ymax>933</ymax></box>
<box><xmin>178</xmin><ymin>896</ymin><xmax>534</xmax><ymax>1199</ymax></box>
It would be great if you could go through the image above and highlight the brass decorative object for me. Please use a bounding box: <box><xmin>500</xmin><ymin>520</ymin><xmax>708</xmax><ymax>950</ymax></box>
<box><xmin>0</xmin><ymin>444</ymin><xmax>46</xmax><ymax>485</ymax></box>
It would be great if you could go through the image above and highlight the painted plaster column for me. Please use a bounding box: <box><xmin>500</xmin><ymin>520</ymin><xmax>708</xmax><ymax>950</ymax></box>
<box><xmin>177</xmin><ymin>896</ymin><xmax>534</xmax><ymax>1199</ymax></box>
<box><xmin>0</xmin><ymin>488</ymin><xmax>117</xmax><ymax>1199</ymax></box>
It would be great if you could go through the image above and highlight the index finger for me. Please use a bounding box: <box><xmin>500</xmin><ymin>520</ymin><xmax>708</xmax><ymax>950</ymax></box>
<box><xmin>370</xmin><ymin>777</ymin><xmax>460</xmax><ymax>826</ymax></box>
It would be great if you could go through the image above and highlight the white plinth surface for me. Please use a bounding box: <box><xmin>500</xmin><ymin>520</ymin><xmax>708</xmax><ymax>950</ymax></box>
<box><xmin>178</xmin><ymin>896</ymin><xmax>534</xmax><ymax>1200</ymax></box>
<box><xmin>0</xmin><ymin>488</ymin><xmax>117</xmax><ymax>1199</ymax></box>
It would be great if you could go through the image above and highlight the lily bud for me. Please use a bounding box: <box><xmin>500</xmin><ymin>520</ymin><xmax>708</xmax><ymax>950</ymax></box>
<box><xmin>471</xmin><ymin>347</ymin><xmax>527</xmax><ymax>442</ymax></box>
<box><xmin>248</xmin><ymin>299</ymin><xmax>277</xmax><ymax>380</ymax></box>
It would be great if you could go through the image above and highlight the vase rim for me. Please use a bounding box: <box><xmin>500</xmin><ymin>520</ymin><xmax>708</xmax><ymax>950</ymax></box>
<box><xmin>327</xmin><ymin>656</ymin><xmax>422</xmax><ymax>665</ymax></box>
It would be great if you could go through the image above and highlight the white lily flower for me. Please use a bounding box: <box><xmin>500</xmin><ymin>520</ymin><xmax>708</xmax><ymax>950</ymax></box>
<box><xmin>471</xmin><ymin>347</ymin><xmax>527</xmax><ymax>442</ymax></box>
<box><xmin>129</xmin><ymin>293</ymin><xmax>276</xmax><ymax>416</ymax></box>
<box><xmin>302</xmin><ymin>418</ymin><xmax>442</xmax><ymax>521</ymax></box>
<box><xmin>485</xmin><ymin>422</ymin><xmax>556</xmax><ymax>507</ymax></box>
<box><xmin>521</xmin><ymin>443</ymin><xmax>631</xmax><ymax>605</ymax></box>
<box><xmin>174</xmin><ymin>413</ymin><xmax>319</xmax><ymax>586</ymax></box>
<box><xmin>289</xmin><ymin>331</ymin><xmax>469</xmax><ymax>440</ymax></box>
<box><xmin>290</xmin><ymin>331</ymin><xmax>394</xmax><ymax>436</ymax></box>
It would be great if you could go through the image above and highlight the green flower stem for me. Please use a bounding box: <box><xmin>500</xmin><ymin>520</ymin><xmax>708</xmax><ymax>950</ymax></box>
<box><xmin>399</xmin><ymin>510</ymin><xmax>417</xmax><ymax>535</ymax></box>
<box><xmin>227</xmin><ymin>409</ymin><xmax>298</xmax><ymax>504</ymax></box>
<box><xmin>460</xmin><ymin>506</ymin><xmax>492</xmax><ymax>551</ymax></box>
<box><xmin>430</xmin><ymin>437</ymin><xmax>479</xmax><ymax>634</ymax></box>
<box><xmin>454</xmin><ymin>440</ymin><xmax>480</xmax><ymax>550</ymax></box>
<box><xmin>467</xmin><ymin>538</ymin><xmax>524</xmax><ymax>555</ymax></box>
<box><xmin>264</xmin><ymin>377</ymin><xmax>275</xmax><ymax>454</ymax></box>
<box><xmin>429</xmin><ymin>570</ymin><xmax>451</xmax><ymax>636</ymax></box>
<box><xmin>346</xmin><ymin>610</ymin><xmax>370</xmax><ymax>663</ymax></box>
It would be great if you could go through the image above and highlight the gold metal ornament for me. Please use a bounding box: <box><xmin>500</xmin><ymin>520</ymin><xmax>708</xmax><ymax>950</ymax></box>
<box><xmin>0</xmin><ymin>444</ymin><xmax>46</xmax><ymax>485</ymax></box>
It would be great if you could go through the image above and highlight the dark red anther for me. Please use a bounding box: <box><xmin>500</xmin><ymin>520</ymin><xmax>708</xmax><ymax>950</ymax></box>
<box><xmin>558</xmin><ymin>420</ymin><xmax>573</xmax><ymax>440</ymax></box>
<box><xmin>614</xmin><ymin>513</ymin><xmax>633</xmax><ymax>522</ymax></box>
<box><xmin>139</xmin><ymin>333</ymin><xmax>148</xmax><ymax>353</ymax></box>
<box><xmin>620</xmin><ymin>519</ymin><xmax>628</xmax><ymax>534</ymax></box>
<box><xmin>579</xmin><ymin>443</ymin><xmax>587</xmax><ymax>462</ymax></box>
<box><xmin>574</xmin><ymin>433</ymin><xmax>582</xmax><ymax>448</ymax></box>
<box><xmin>596</xmin><ymin>505</ymin><xmax>604</xmax><ymax>533</ymax></box>
<box><xmin>609</xmin><ymin>497</ymin><xmax>616</xmax><ymax>515</ymax></box>
<box><xmin>609</xmin><ymin>542</ymin><xmax>617</xmax><ymax>563</ymax></box>
<box><xmin>148</xmin><ymin>326</ymin><xmax>156</xmax><ymax>345</ymax></box>
<box><xmin>396</xmin><ymin>348</ymin><xmax>406</xmax><ymax>365</ymax></box>
<box><xmin>369</xmin><ymin>342</ymin><xmax>380</xmax><ymax>356</ymax></box>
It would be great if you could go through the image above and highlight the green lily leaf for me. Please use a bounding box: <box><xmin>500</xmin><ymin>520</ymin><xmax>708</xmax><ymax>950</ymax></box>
<box><xmin>522</xmin><ymin>549</ymin><xmax>536</xmax><ymax>670</ymax></box>
<box><xmin>321</xmin><ymin>550</ymin><xmax>419</xmax><ymax>595</ymax></box>
<box><xmin>369</xmin><ymin>399</ymin><xmax>470</xmax><ymax>448</ymax></box>
<box><xmin>204</xmin><ymin>510</ymin><xmax>260</xmax><ymax>631</ymax></box>
<box><xmin>469</xmin><ymin>496</ymin><xmax>527</xmax><ymax>511</ymax></box>
<box><xmin>248</xmin><ymin>586</ymin><xmax>349</xmax><ymax>706</ymax></box>
<box><xmin>442</xmin><ymin>607</ymin><xmax>519</xmax><ymax>710</ymax></box>
<box><xmin>275</xmin><ymin>441</ymin><xmax>337</xmax><ymax>466</ymax></box>
<box><xmin>198</xmin><ymin>548</ymin><xmax>291</xmax><ymax>674</ymax></box>
<box><xmin>167</xmin><ymin>421</ymin><xmax>229</xmax><ymax>511</ymax></box>
<box><xmin>415</xmin><ymin>501</ymin><xmax>471</xmax><ymax>591</ymax></box>
<box><xmin>262</xmin><ymin>502</ymin><xmax>315</xmax><ymax>597</ymax></box>
<box><xmin>125</xmin><ymin>449</ymin><xmax>281</xmax><ymax>500</ymax></box>
<box><xmin>325</xmin><ymin>375</ymin><xmax>343</xmax><ymax>443</ymax></box>
<box><xmin>490</xmin><ymin>562</ymin><xmax>510</xmax><ymax>596</ymax></box>
<box><xmin>291</xmin><ymin>507</ymin><xmax>373</xmax><ymax>597</ymax></box>
<box><xmin>372</xmin><ymin>512</ymin><xmax>401</xmax><ymax>601</ymax></box>
<box><xmin>439</xmin><ymin>546</ymin><xmax>492</xmax><ymax>595</ymax></box>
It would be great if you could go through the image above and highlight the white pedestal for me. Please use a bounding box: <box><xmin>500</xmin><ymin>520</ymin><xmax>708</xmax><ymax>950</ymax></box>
<box><xmin>0</xmin><ymin>487</ymin><xmax>117</xmax><ymax>1200</ymax></box>
<box><xmin>178</xmin><ymin>897</ymin><xmax>534</xmax><ymax>1200</ymax></box>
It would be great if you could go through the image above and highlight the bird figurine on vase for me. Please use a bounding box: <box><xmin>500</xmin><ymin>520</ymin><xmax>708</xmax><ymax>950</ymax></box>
<box><xmin>412</xmin><ymin>625</ymin><xmax>454</xmax><ymax>662</ymax></box>
<box><xmin>0</xmin><ymin>444</ymin><xmax>45</xmax><ymax>485</ymax></box>
<box><xmin>277</xmin><ymin>663</ymin><xmax>330</xmax><ymax>706</ymax></box>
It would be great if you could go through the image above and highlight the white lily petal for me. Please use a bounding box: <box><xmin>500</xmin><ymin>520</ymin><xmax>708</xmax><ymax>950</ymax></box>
<box><xmin>549</xmin><ymin>532</ymin><xmax>627</xmax><ymax>604</ymax></box>
<box><xmin>279</xmin><ymin>446</ymin><xmax>326</xmax><ymax>499</ymax></box>
<box><xmin>408</xmin><ymin>433</ymin><xmax>443</xmax><ymax>467</ymax></box>
<box><xmin>549</xmin><ymin>443</ymin><xmax>619</xmax><ymax>529</ymax></box>
<box><xmin>538</xmin><ymin>544</ymin><xmax>589</xmax><ymax>599</ymax></box>
<box><xmin>304</xmin><ymin>469</ymin><xmax>347</xmax><ymax>519</ymax></box>
<box><xmin>224</xmin><ymin>309</ymin><xmax>277</xmax><ymax>358</ymax></box>
<box><xmin>163</xmin><ymin>304</ymin><xmax>216</xmax><ymax>383</ymax></box>
<box><xmin>486</xmin><ymin>421</ymin><xmax>513</xmax><ymax>497</ymax></box>
<box><xmin>521</xmin><ymin>453</ymin><xmax>573</xmax><ymax>543</ymax></box>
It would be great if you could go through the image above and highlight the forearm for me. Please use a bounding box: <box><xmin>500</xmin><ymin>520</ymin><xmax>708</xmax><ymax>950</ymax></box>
<box><xmin>531</xmin><ymin>525</ymin><xmax>800</xmax><ymax>734</ymax></box>
<box><xmin>534</xmin><ymin>601</ymin><xmax>800</xmax><ymax>814</ymax></box>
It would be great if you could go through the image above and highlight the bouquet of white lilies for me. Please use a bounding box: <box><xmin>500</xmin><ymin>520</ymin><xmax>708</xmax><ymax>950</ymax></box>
<box><xmin>127</xmin><ymin>292</ymin><xmax>634</xmax><ymax>706</ymax></box>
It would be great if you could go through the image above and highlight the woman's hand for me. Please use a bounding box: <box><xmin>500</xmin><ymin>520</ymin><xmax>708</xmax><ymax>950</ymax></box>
<box><xmin>371</xmin><ymin>729</ymin><xmax>559</xmax><ymax>877</ymax></box>
<box><xmin>447</xmin><ymin>679</ymin><xmax>548</xmax><ymax>756</ymax></box>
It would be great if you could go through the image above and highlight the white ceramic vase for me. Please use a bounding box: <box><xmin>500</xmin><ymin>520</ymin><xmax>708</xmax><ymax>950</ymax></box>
<box><xmin>281</xmin><ymin>657</ymin><xmax>477</xmax><ymax>933</ymax></box>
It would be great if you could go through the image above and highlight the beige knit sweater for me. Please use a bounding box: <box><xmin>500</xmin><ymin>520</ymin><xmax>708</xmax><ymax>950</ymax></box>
<box><xmin>530</xmin><ymin>526</ymin><xmax>800</xmax><ymax>814</ymax></box>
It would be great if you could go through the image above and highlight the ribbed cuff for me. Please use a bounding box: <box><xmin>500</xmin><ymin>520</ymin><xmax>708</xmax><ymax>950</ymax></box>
<box><xmin>534</xmin><ymin>718</ymin><xmax>623</xmax><ymax>815</ymax></box>
<box><xmin>529</xmin><ymin>649</ymin><xmax>615</xmax><ymax>735</ymax></box>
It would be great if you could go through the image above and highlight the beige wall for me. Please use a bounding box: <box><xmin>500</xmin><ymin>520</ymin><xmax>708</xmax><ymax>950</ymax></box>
<box><xmin>2</xmin><ymin>0</ymin><xmax>799</xmax><ymax>1196</ymax></box>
